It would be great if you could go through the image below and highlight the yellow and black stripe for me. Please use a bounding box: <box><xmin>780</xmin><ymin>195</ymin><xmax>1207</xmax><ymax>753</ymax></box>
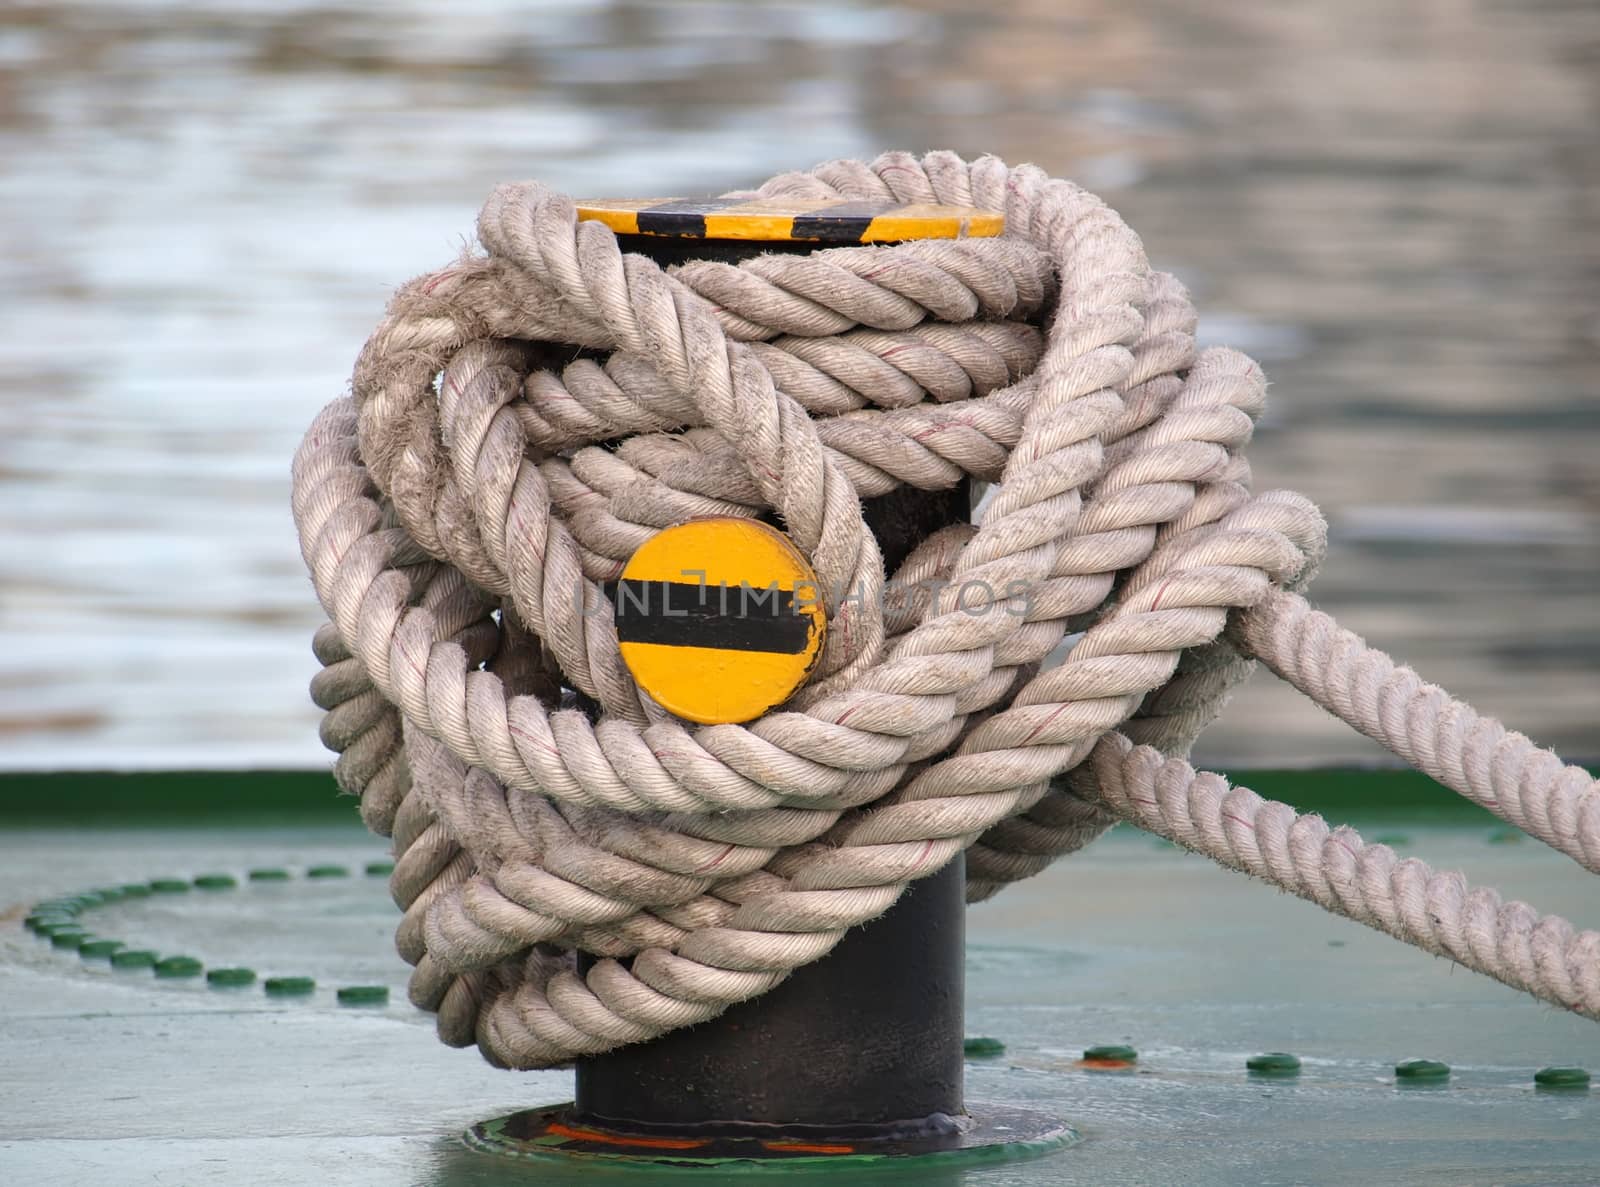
<box><xmin>576</xmin><ymin>197</ymin><xmax>1004</xmax><ymax>245</ymax></box>
<box><xmin>612</xmin><ymin>518</ymin><xmax>827</xmax><ymax>725</ymax></box>
<box><xmin>611</xmin><ymin>578</ymin><xmax>813</xmax><ymax>654</ymax></box>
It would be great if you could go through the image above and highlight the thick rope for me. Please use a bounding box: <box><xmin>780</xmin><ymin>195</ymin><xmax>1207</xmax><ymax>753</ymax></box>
<box><xmin>1074</xmin><ymin>735</ymin><xmax>1600</xmax><ymax>1017</ymax></box>
<box><xmin>1234</xmin><ymin>590</ymin><xmax>1600</xmax><ymax>875</ymax></box>
<box><xmin>291</xmin><ymin>152</ymin><xmax>1600</xmax><ymax>1068</ymax></box>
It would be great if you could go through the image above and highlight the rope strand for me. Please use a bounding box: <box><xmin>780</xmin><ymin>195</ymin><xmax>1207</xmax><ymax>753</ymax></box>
<box><xmin>291</xmin><ymin>151</ymin><xmax>1599</xmax><ymax>1068</ymax></box>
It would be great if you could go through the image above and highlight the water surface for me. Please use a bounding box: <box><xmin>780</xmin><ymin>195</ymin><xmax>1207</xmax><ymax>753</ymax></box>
<box><xmin>1</xmin><ymin>0</ymin><xmax>1595</xmax><ymax>769</ymax></box>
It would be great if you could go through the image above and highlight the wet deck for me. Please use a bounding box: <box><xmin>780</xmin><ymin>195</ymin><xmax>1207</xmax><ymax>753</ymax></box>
<box><xmin>3</xmin><ymin>776</ymin><xmax>1597</xmax><ymax>1185</ymax></box>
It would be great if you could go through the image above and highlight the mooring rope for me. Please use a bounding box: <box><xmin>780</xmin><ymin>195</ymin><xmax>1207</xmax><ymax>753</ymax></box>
<box><xmin>292</xmin><ymin>152</ymin><xmax>1600</xmax><ymax>1069</ymax></box>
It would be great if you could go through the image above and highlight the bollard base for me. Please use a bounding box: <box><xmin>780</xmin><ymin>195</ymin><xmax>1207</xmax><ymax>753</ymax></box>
<box><xmin>463</xmin><ymin>1101</ymin><xmax>1077</xmax><ymax>1173</ymax></box>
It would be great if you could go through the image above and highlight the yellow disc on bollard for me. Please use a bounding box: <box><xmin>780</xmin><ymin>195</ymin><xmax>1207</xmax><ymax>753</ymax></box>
<box><xmin>614</xmin><ymin>518</ymin><xmax>827</xmax><ymax>725</ymax></box>
<box><xmin>575</xmin><ymin>197</ymin><xmax>1004</xmax><ymax>245</ymax></box>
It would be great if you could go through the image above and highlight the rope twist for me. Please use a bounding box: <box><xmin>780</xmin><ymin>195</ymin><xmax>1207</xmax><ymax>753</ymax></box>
<box><xmin>292</xmin><ymin>152</ymin><xmax>1600</xmax><ymax>1069</ymax></box>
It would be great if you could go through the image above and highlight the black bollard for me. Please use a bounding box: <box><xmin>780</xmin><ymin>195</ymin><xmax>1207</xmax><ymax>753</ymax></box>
<box><xmin>575</xmin><ymin>217</ymin><xmax>970</xmax><ymax>1143</ymax></box>
<box><xmin>467</xmin><ymin>198</ymin><xmax>1074</xmax><ymax>1169</ymax></box>
<box><xmin>574</xmin><ymin>855</ymin><xmax>966</xmax><ymax>1137</ymax></box>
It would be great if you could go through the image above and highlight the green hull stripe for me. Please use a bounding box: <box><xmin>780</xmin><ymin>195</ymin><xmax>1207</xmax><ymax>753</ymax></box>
<box><xmin>0</xmin><ymin>765</ymin><xmax>1591</xmax><ymax>827</ymax></box>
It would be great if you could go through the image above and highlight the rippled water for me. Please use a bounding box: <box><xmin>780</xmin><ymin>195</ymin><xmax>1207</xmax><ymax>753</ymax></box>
<box><xmin>2</xmin><ymin>0</ymin><xmax>1596</xmax><ymax>769</ymax></box>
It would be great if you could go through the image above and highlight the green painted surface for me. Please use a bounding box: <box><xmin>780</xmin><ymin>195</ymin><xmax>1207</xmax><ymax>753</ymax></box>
<box><xmin>1247</xmin><ymin>1052</ymin><xmax>1304</xmax><ymax>1076</ymax></box>
<box><xmin>207</xmin><ymin>967</ymin><xmax>257</xmax><ymax>987</ymax></box>
<box><xmin>108</xmin><ymin>948</ymin><xmax>157</xmax><ymax>969</ymax></box>
<box><xmin>1083</xmin><ymin>1044</ymin><xmax>1138</xmax><ymax>1063</ymax></box>
<box><xmin>1535</xmin><ymin>1067</ymin><xmax>1591</xmax><ymax>1089</ymax></box>
<box><xmin>338</xmin><ymin>985</ymin><xmax>390</xmax><ymax>1006</ymax></box>
<box><xmin>1</xmin><ymin>781</ymin><xmax>1598</xmax><ymax>1185</ymax></box>
<box><xmin>264</xmin><ymin>975</ymin><xmax>317</xmax><ymax>996</ymax></box>
<box><xmin>0</xmin><ymin>767</ymin><xmax>1547</xmax><ymax>829</ymax></box>
<box><xmin>0</xmin><ymin>771</ymin><xmax>355</xmax><ymax>827</ymax></box>
<box><xmin>153</xmin><ymin>955</ymin><xmax>204</xmax><ymax>978</ymax></box>
<box><xmin>1395</xmin><ymin>1058</ymin><xmax>1452</xmax><ymax>1081</ymax></box>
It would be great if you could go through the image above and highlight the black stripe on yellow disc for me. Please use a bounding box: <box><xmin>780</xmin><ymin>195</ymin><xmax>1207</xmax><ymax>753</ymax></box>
<box><xmin>575</xmin><ymin>197</ymin><xmax>1004</xmax><ymax>244</ymax></box>
<box><xmin>611</xmin><ymin>580</ymin><xmax>812</xmax><ymax>653</ymax></box>
<box><xmin>615</xmin><ymin>518</ymin><xmax>826</xmax><ymax>725</ymax></box>
<box><xmin>635</xmin><ymin>198</ymin><xmax>741</xmax><ymax>237</ymax></box>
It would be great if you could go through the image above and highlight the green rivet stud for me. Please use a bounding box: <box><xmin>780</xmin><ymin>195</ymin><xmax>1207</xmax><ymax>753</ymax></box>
<box><xmin>51</xmin><ymin>930</ymin><xmax>92</xmax><ymax>949</ymax></box>
<box><xmin>79</xmin><ymin>939</ymin><xmax>126</xmax><ymax>959</ymax></box>
<box><xmin>193</xmin><ymin>874</ymin><xmax>238</xmax><ymax>890</ymax></box>
<box><xmin>1248</xmin><ymin>1052</ymin><xmax>1302</xmax><ymax>1076</ymax></box>
<box><xmin>110</xmin><ymin>949</ymin><xmax>158</xmax><ymax>969</ymax></box>
<box><xmin>154</xmin><ymin>956</ymin><xmax>204</xmax><ymax>978</ymax></box>
<box><xmin>364</xmin><ymin>860</ymin><xmax>395</xmax><ymax>877</ymax></box>
<box><xmin>306</xmin><ymin>865</ymin><xmax>349</xmax><ymax>879</ymax></box>
<box><xmin>92</xmin><ymin>886</ymin><xmax>127</xmax><ymax>902</ymax></box>
<box><xmin>1083</xmin><ymin>1044</ymin><xmax>1138</xmax><ymax>1063</ymax></box>
<box><xmin>36</xmin><ymin>900</ymin><xmax>81</xmax><ymax>915</ymax></box>
<box><xmin>264</xmin><ymin>976</ymin><xmax>316</xmax><ymax>996</ymax></box>
<box><xmin>337</xmin><ymin>985</ymin><xmax>389</xmax><ymax>1006</ymax></box>
<box><xmin>248</xmin><ymin>868</ymin><xmax>291</xmax><ymax>882</ymax></box>
<box><xmin>149</xmin><ymin>879</ymin><xmax>191</xmax><ymax>894</ymax></box>
<box><xmin>37</xmin><ymin>920</ymin><xmax>86</xmax><ymax>938</ymax></box>
<box><xmin>1395</xmin><ymin>1058</ymin><xmax>1450</xmax><ymax>1081</ymax></box>
<box><xmin>119</xmin><ymin>883</ymin><xmax>153</xmax><ymax>898</ymax></box>
<box><xmin>1534</xmin><ymin>1066</ymin><xmax>1590</xmax><ymax>1089</ymax></box>
<box><xmin>27</xmin><ymin>914</ymin><xmax>74</xmax><ymax>934</ymax></box>
<box><xmin>964</xmin><ymin>1036</ymin><xmax>1006</xmax><ymax>1058</ymax></box>
<box><xmin>207</xmin><ymin>967</ymin><xmax>257</xmax><ymax>987</ymax></box>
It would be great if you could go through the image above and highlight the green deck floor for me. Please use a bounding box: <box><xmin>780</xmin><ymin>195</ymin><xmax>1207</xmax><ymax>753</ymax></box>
<box><xmin>2</xmin><ymin>773</ymin><xmax>1597</xmax><ymax>1185</ymax></box>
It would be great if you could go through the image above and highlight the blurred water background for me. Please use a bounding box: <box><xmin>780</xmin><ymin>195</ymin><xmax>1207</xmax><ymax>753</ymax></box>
<box><xmin>1</xmin><ymin>0</ymin><xmax>1595</xmax><ymax>770</ymax></box>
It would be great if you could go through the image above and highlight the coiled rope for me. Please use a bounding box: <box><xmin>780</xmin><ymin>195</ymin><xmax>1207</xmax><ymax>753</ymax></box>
<box><xmin>292</xmin><ymin>152</ymin><xmax>1600</xmax><ymax>1069</ymax></box>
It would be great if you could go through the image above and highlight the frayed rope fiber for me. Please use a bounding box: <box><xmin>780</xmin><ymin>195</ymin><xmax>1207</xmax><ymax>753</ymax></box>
<box><xmin>292</xmin><ymin>152</ymin><xmax>1600</xmax><ymax>1069</ymax></box>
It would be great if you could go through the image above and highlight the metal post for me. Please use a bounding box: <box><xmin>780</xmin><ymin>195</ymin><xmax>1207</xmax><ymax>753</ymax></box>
<box><xmin>573</xmin><ymin>229</ymin><xmax>970</xmax><ymax>1142</ymax></box>
<box><xmin>574</xmin><ymin>855</ymin><xmax>966</xmax><ymax>1137</ymax></box>
<box><xmin>466</xmin><ymin>205</ymin><xmax>1074</xmax><ymax>1169</ymax></box>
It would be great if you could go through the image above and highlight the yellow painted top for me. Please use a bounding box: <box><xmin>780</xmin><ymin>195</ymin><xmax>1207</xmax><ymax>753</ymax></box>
<box><xmin>576</xmin><ymin>197</ymin><xmax>1004</xmax><ymax>244</ymax></box>
<box><xmin>614</xmin><ymin>518</ymin><xmax>826</xmax><ymax>725</ymax></box>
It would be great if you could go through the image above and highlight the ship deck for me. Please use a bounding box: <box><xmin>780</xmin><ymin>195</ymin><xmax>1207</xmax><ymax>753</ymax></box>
<box><xmin>3</xmin><ymin>771</ymin><xmax>1597</xmax><ymax>1185</ymax></box>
